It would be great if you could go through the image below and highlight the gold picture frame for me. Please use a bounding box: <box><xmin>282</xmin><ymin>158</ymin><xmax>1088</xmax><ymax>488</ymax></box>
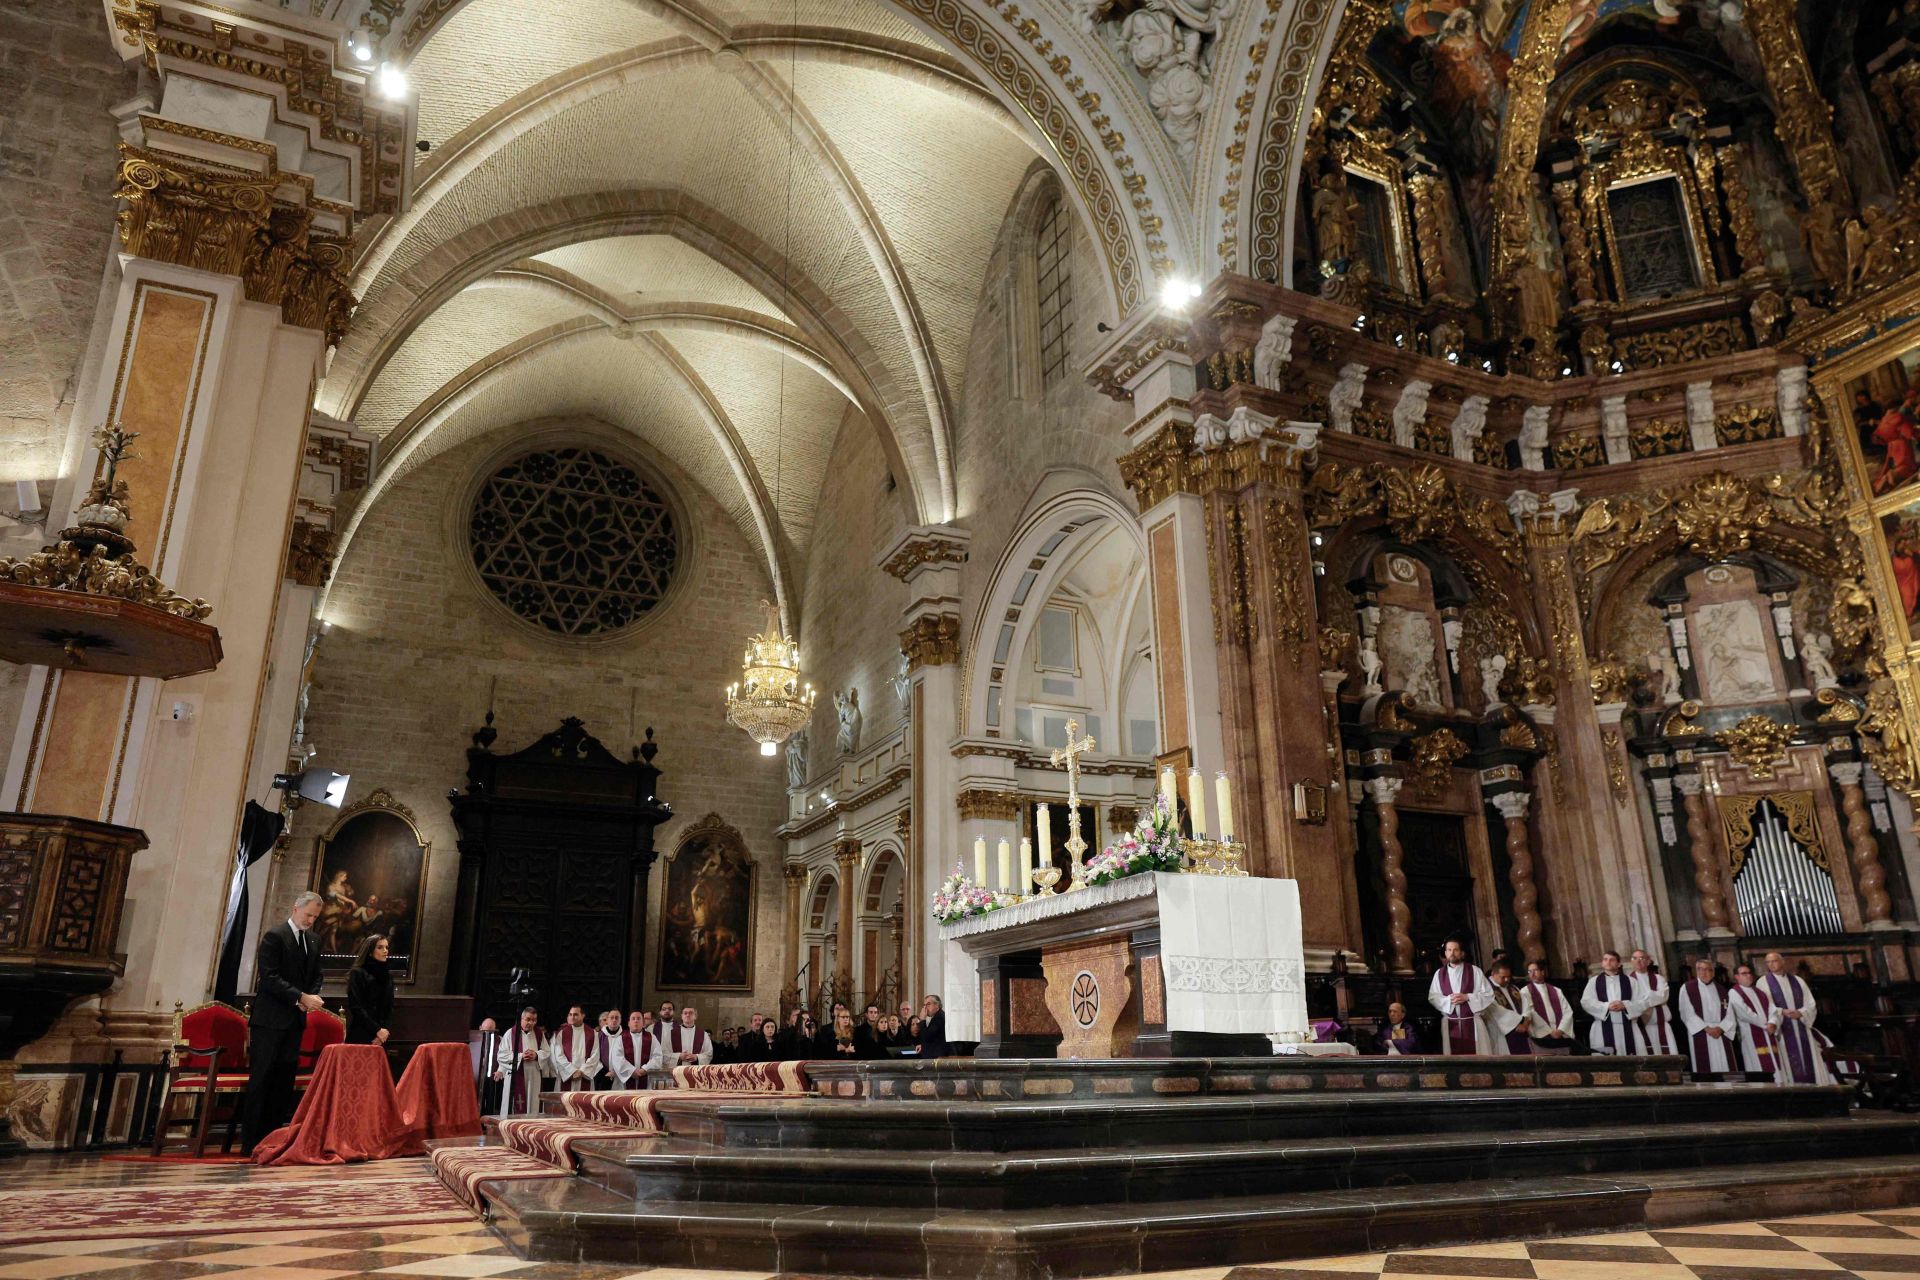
<box><xmin>656</xmin><ymin>812</ymin><xmax>757</xmax><ymax>991</ymax></box>
<box><xmin>309</xmin><ymin>788</ymin><xmax>431</xmax><ymax>985</ymax></box>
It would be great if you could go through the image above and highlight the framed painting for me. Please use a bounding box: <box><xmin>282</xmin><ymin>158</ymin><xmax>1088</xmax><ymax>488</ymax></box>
<box><xmin>1880</xmin><ymin>497</ymin><xmax>1920</xmax><ymax>649</ymax></box>
<box><xmin>1842</xmin><ymin>345</ymin><xmax>1920</xmax><ymax>502</ymax></box>
<box><xmin>309</xmin><ymin>789</ymin><xmax>430</xmax><ymax>983</ymax></box>
<box><xmin>656</xmin><ymin>813</ymin><xmax>754</xmax><ymax>990</ymax></box>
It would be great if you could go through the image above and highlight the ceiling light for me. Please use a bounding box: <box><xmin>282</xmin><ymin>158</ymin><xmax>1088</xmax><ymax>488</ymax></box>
<box><xmin>347</xmin><ymin>26</ymin><xmax>374</xmax><ymax>62</ymax></box>
<box><xmin>1159</xmin><ymin>275</ymin><xmax>1201</xmax><ymax>310</ymax></box>
<box><xmin>377</xmin><ymin>62</ymin><xmax>408</xmax><ymax>99</ymax></box>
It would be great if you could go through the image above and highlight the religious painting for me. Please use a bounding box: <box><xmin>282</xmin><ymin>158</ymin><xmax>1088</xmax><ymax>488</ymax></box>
<box><xmin>1377</xmin><ymin>604</ymin><xmax>1446</xmax><ymax>709</ymax></box>
<box><xmin>1843</xmin><ymin>346</ymin><xmax>1920</xmax><ymax>500</ymax></box>
<box><xmin>657</xmin><ymin>813</ymin><xmax>754</xmax><ymax>990</ymax></box>
<box><xmin>1880</xmin><ymin>500</ymin><xmax>1920</xmax><ymax>646</ymax></box>
<box><xmin>1392</xmin><ymin>1</ymin><xmax>1513</xmax><ymax>178</ymax></box>
<box><xmin>310</xmin><ymin>790</ymin><xmax>429</xmax><ymax>983</ymax></box>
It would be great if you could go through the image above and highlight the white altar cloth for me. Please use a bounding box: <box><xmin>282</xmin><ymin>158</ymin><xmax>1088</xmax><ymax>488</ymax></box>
<box><xmin>939</xmin><ymin>872</ymin><xmax>1307</xmax><ymax>1040</ymax></box>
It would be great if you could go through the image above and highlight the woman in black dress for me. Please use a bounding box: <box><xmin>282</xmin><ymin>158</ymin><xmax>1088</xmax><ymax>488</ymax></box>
<box><xmin>345</xmin><ymin>933</ymin><xmax>395</xmax><ymax>1046</ymax></box>
<box><xmin>813</xmin><ymin>1007</ymin><xmax>880</xmax><ymax>1060</ymax></box>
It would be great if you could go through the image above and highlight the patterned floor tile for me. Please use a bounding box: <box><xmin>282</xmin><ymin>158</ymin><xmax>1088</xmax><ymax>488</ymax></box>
<box><xmin>1662</xmin><ymin>1247</ymin><xmax>1843</xmax><ymax>1271</ymax></box>
<box><xmin>372</xmin><ymin>1239</ymin><xmax>516</xmax><ymax>1258</ymax></box>
<box><xmin>0</xmin><ymin>1260</ymin><xmax>148</xmax><ymax>1280</ymax></box>
<box><xmin>0</xmin><ymin>1248</ymin><xmax>165</xmax><ymax>1260</ymax></box>
<box><xmin>371</xmin><ymin>1259</ymin><xmax>534</xmax><ymax>1277</ymax></box>
<box><xmin>1380</xmin><ymin>1256</ymin><xmax>1535</xmax><ymax>1276</ymax></box>
<box><xmin>1526</xmin><ymin>1262</ymin><xmax>1696</xmax><ymax>1280</ymax></box>
<box><xmin>167</xmin><ymin>1249</ymin><xmax>345</xmax><ymax>1268</ymax></box>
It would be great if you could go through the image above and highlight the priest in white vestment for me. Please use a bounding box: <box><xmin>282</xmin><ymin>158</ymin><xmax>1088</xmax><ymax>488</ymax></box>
<box><xmin>1630</xmin><ymin>949</ymin><xmax>1678</xmax><ymax>1055</ymax></box>
<box><xmin>1520</xmin><ymin>960</ymin><xmax>1575</xmax><ymax>1054</ymax></box>
<box><xmin>1582</xmin><ymin>951</ymin><xmax>1648</xmax><ymax>1054</ymax></box>
<box><xmin>549</xmin><ymin>1005</ymin><xmax>601</xmax><ymax>1093</ymax></box>
<box><xmin>609</xmin><ymin>1009</ymin><xmax>661</xmax><ymax>1088</ymax></box>
<box><xmin>665</xmin><ymin>1004</ymin><xmax>713</xmax><ymax>1067</ymax></box>
<box><xmin>1761</xmin><ymin>951</ymin><xmax>1835</xmax><ymax>1085</ymax></box>
<box><xmin>494</xmin><ymin>1006</ymin><xmax>550</xmax><ymax>1117</ymax></box>
<box><xmin>1675</xmin><ymin>958</ymin><xmax>1738</xmax><ymax>1074</ymax></box>
<box><xmin>1427</xmin><ymin>938</ymin><xmax>1497</xmax><ymax>1054</ymax></box>
<box><xmin>1486</xmin><ymin>962</ymin><xmax>1531</xmax><ymax>1054</ymax></box>
<box><xmin>1729</xmin><ymin>962</ymin><xmax>1782</xmax><ymax>1081</ymax></box>
<box><xmin>594</xmin><ymin>1010</ymin><xmax>621</xmax><ymax>1089</ymax></box>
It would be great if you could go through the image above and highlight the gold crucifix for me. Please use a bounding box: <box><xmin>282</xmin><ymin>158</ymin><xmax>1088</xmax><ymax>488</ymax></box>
<box><xmin>1050</xmin><ymin>718</ymin><xmax>1095</xmax><ymax>889</ymax></box>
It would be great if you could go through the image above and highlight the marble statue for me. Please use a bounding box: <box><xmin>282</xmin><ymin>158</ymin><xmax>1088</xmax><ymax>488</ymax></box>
<box><xmin>1693</xmin><ymin>601</ymin><xmax>1778</xmax><ymax>705</ymax></box>
<box><xmin>1328</xmin><ymin>363</ymin><xmax>1367</xmax><ymax>433</ymax></box>
<box><xmin>1359</xmin><ymin>642</ymin><xmax>1384</xmax><ymax>695</ymax></box>
<box><xmin>1450</xmin><ymin>395</ymin><xmax>1489</xmax><ymax>462</ymax></box>
<box><xmin>892</xmin><ymin>649</ymin><xmax>912</xmax><ymax>712</ymax></box>
<box><xmin>1519</xmin><ymin>406</ymin><xmax>1551</xmax><ymax>470</ymax></box>
<box><xmin>1478</xmin><ymin>652</ymin><xmax>1507</xmax><ymax>707</ymax></box>
<box><xmin>1379</xmin><ymin>606</ymin><xmax>1445</xmax><ymax>708</ymax></box>
<box><xmin>1253</xmin><ymin>314</ymin><xmax>1296</xmax><ymax>390</ymax></box>
<box><xmin>1802</xmin><ymin>630</ymin><xmax>1839</xmax><ymax>690</ymax></box>
<box><xmin>785</xmin><ymin>727</ymin><xmax>810</xmax><ymax>789</ymax></box>
<box><xmin>1648</xmin><ymin>645</ymin><xmax>1683</xmax><ymax>704</ymax></box>
<box><xmin>835</xmin><ymin>688</ymin><xmax>863</xmax><ymax>756</ymax></box>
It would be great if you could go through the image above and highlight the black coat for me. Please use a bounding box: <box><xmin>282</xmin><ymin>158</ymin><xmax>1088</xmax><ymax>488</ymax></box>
<box><xmin>253</xmin><ymin>921</ymin><xmax>323</xmax><ymax>1031</ymax></box>
<box><xmin>813</xmin><ymin>1027</ymin><xmax>880</xmax><ymax>1059</ymax></box>
<box><xmin>345</xmin><ymin>962</ymin><xmax>394</xmax><ymax>1044</ymax></box>
<box><xmin>918</xmin><ymin>1009</ymin><xmax>948</xmax><ymax>1058</ymax></box>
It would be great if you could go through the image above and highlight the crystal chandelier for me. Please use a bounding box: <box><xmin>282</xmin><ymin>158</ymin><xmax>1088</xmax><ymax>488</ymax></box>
<box><xmin>726</xmin><ymin>600</ymin><xmax>816</xmax><ymax>756</ymax></box>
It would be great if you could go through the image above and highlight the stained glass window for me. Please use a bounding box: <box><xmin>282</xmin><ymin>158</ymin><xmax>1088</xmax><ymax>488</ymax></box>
<box><xmin>1348</xmin><ymin>174</ymin><xmax>1398</xmax><ymax>289</ymax></box>
<box><xmin>468</xmin><ymin>447</ymin><xmax>679</xmax><ymax>637</ymax></box>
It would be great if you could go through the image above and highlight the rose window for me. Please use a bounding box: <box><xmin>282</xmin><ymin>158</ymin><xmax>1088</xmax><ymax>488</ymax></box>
<box><xmin>468</xmin><ymin>447</ymin><xmax>679</xmax><ymax>637</ymax></box>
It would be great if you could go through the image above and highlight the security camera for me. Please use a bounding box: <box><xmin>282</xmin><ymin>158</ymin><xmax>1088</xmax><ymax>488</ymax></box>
<box><xmin>169</xmin><ymin>700</ymin><xmax>194</xmax><ymax>721</ymax></box>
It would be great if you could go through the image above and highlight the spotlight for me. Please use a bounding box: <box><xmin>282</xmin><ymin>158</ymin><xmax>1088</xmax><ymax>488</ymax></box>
<box><xmin>1482</xmin><ymin>359</ymin><xmax>1495</xmax><ymax>372</ymax></box>
<box><xmin>1158</xmin><ymin>275</ymin><xmax>1202</xmax><ymax>309</ymax></box>
<box><xmin>273</xmin><ymin>768</ymin><xmax>350</xmax><ymax>808</ymax></box>
<box><xmin>1610</xmin><ymin>359</ymin><xmax>1624</xmax><ymax>373</ymax></box>
<box><xmin>347</xmin><ymin>25</ymin><xmax>374</xmax><ymax>62</ymax></box>
<box><xmin>1560</xmin><ymin>364</ymin><xmax>1574</xmax><ymax>377</ymax></box>
<box><xmin>377</xmin><ymin>61</ymin><xmax>408</xmax><ymax>99</ymax></box>
<box><xmin>1446</xmin><ymin>351</ymin><xmax>1461</xmax><ymax>364</ymax></box>
<box><xmin>1352</xmin><ymin>313</ymin><xmax>1368</xmax><ymax>331</ymax></box>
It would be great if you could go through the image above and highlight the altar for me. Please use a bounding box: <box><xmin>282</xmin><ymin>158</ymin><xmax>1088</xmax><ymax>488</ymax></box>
<box><xmin>940</xmin><ymin>872</ymin><xmax>1308</xmax><ymax>1058</ymax></box>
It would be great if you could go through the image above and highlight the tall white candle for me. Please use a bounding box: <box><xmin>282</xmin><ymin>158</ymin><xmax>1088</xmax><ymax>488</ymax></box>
<box><xmin>1159</xmin><ymin>766</ymin><xmax>1178</xmax><ymax>810</ymax></box>
<box><xmin>974</xmin><ymin>837</ymin><xmax>988</xmax><ymax>886</ymax></box>
<box><xmin>1188</xmin><ymin>769</ymin><xmax>1208</xmax><ymax>837</ymax></box>
<box><xmin>1019</xmin><ymin>837</ymin><xmax>1033</xmax><ymax>893</ymax></box>
<box><xmin>997</xmin><ymin>838</ymin><xmax>1012</xmax><ymax>891</ymax></box>
<box><xmin>1037</xmin><ymin>803</ymin><xmax>1052</xmax><ymax>867</ymax></box>
<box><xmin>1216</xmin><ymin>773</ymin><xmax>1235</xmax><ymax>842</ymax></box>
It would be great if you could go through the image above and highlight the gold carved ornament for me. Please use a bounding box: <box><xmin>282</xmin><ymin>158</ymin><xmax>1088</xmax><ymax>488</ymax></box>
<box><xmin>1264</xmin><ymin>497</ymin><xmax>1309</xmax><ymax>666</ymax></box>
<box><xmin>900</xmin><ymin>614</ymin><xmax>961</xmax><ymax>669</ymax></box>
<box><xmin>1588</xmin><ymin>655</ymin><xmax>1632</xmax><ymax>705</ymax></box>
<box><xmin>1861</xmin><ymin>686</ymin><xmax>1920</xmax><ymax>797</ymax></box>
<box><xmin>1715</xmin><ymin>406</ymin><xmax>1781</xmax><ymax>447</ymax></box>
<box><xmin>1814</xmin><ymin>686</ymin><xmax>1863</xmax><ymax>725</ymax></box>
<box><xmin>1487</xmin><ymin>0</ymin><xmax>1575</xmax><ymax>338</ymax></box>
<box><xmin>1630</xmin><ymin>417</ymin><xmax>1689</xmax><ymax>459</ymax></box>
<box><xmin>1719</xmin><ymin>714</ymin><xmax>1794</xmax><ymax>780</ymax></box>
<box><xmin>1662</xmin><ymin>699</ymin><xmax>1706</xmax><ymax>737</ymax></box>
<box><xmin>1717</xmin><ymin>791</ymin><xmax>1827</xmax><ymax>878</ymax></box>
<box><xmin>1407</xmin><ymin>728</ymin><xmax>1469</xmax><ymax>800</ymax></box>
<box><xmin>954</xmin><ymin>789</ymin><xmax>1022</xmax><ymax>824</ymax></box>
<box><xmin>1601</xmin><ymin>728</ymin><xmax>1629</xmax><ymax>805</ymax></box>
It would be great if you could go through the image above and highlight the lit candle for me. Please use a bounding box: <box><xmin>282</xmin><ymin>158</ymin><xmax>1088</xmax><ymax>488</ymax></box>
<box><xmin>1216</xmin><ymin>772</ymin><xmax>1235</xmax><ymax>842</ymax></box>
<box><xmin>1188</xmin><ymin>769</ymin><xmax>1208</xmax><ymax>837</ymax></box>
<box><xmin>974</xmin><ymin>837</ymin><xmax>988</xmax><ymax>886</ymax></box>
<box><xmin>1038</xmin><ymin>803</ymin><xmax>1052</xmax><ymax>869</ymax></box>
<box><xmin>1159</xmin><ymin>766</ymin><xmax>1178</xmax><ymax>810</ymax></box>
<box><xmin>997</xmin><ymin>838</ymin><xmax>1012</xmax><ymax>891</ymax></box>
<box><xmin>1019</xmin><ymin>837</ymin><xmax>1033</xmax><ymax>893</ymax></box>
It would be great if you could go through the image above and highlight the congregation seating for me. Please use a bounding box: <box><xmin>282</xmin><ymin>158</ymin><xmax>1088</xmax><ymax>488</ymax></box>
<box><xmin>149</xmin><ymin>1002</ymin><xmax>345</xmax><ymax>1157</ymax></box>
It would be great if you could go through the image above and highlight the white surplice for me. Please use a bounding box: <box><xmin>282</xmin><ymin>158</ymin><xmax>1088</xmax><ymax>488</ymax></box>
<box><xmin>1728</xmin><ymin>982</ymin><xmax>1782</xmax><ymax>1080</ymax></box>
<box><xmin>495</xmin><ymin>1025</ymin><xmax>550</xmax><ymax>1116</ymax></box>
<box><xmin>1675</xmin><ymin>978</ymin><xmax>1738</xmax><ymax>1073</ymax></box>
<box><xmin>1581</xmin><ymin>972</ymin><xmax>1648</xmax><ymax>1054</ymax></box>
<box><xmin>608</xmin><ymin>1028</ymin><xmax>660</xmax><ymax>1087</ymax></box>
<box><xmin>664</xmin><ymin>1024</ymin><xmax>712</xmax><ymax>1067</ymax></box>
<box><xmin>1633</xmin><ymin>969</ymin><xmax>1678</xmax><ymax>1054</ymax></box>
<box><xmin>548</xmin><ymin>1024</ymin><xmax>601</xmax><ymax>1092</ymax></box>
<box><xmin>1427</xmin><ymin>963</ymin><xmax>1497</xmax><ymax>1054</ymax></box>
<box><xmin>1521</xmin><ymin>980</ymin><xmax>1575</xmax><ymax>1050</ymax></box>
<box><xmin>1761</xmin><ymin>972</ymin><xmax>1836</xmax><ymax>1085</ymax></box>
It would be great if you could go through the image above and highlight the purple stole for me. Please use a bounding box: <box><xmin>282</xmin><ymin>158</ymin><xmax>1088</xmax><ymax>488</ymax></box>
<box><xmin>1681</xmin><ymin>980</ymin><xmax>1721</xmax><ymax>1072</ymax></box>
<box><xmin>1763</xmin><ymin>973</ymin><xmax>1818</xmax><ymax>1083</ymax></box>
<box><xmin>621</xmin><ymin>1030</ymin><xmax>655</xmax><ymax>1088</ymax></box>
<box><xmin>668</xmin><ymin>1025</ymin><xmax>709</xmax><ymax>1060</ymax></box>
<box><xmin>1731</xmin><ymin>984</ymin><xmax>1777</xmax><ymax>1071</ymax></box>
<box><xmin>1379</xmin><ymin>1022</ymin><xmax>1417</xmax><ymax>1054</ymax></box>
<box><xmin>506</xmin><ymin>1026</ymin><xmax>543</xmax><ymax>1112</ymax></box>
<box><xmin>1435</xmin><ymin>965</ymin><xmax>1479</xmax><ymax>1055</ymax></box>
<box><xmin>1527</xmin><ymin>982</ymin><xmax>1566</xmax><ymax>1042</ymax></box>
<box><xmin>1638</xmin><ymin>971</ymin><xmax>1676</xmax><ymax>1053</ymax></box>
<box><xmin>1594</xmin><ymin>973</ymin><xmax>1644</xmax><ymax>1053</ymax></box>
<box><xmin>554</xmin><ymin>1026</ymin><xmax>589</xmax><ymax>1092</ymax></box>
<box><xmin>1494</xmin><ymin>986</ymin><xmax>1530</xmax><ymax>1054</ymax></box>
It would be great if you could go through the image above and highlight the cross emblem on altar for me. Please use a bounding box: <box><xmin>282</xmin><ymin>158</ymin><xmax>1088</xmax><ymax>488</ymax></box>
<box><xmin>1050</xmin><ymin>719</ymin><xmax>1095</xmax><ymax>886</ymax></box>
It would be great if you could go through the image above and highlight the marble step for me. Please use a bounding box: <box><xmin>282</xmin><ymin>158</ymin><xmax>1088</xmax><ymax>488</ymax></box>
<box><xmin>646</xmin><ymin>1081</ymin><xmax>1853</xmax><ymax>1151</ymax></box>
<box><xmin>569</xmin><ymin>1113</ymin><xmax>1920</xmax><ymax>1209</ymax></box>
<box><xmin>482</xmin><ymin>1153</ymin><xmax>1920</xmax><ymax>1278</ymax></box>
<box><xmin>803</xmin><ymin>1053</ymin><xmax>1691</xmax><ymax>1101</ymax></box>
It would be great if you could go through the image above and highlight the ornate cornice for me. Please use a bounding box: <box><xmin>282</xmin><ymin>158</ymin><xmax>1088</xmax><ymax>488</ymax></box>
<box><xmin>900</xmin><ymin>613</ymin><xmax>960</xmax><ymax>670</ymax></box>
<box><xmin>1247</xmin><ymin>0</ymin><xmax>1345</xmax><ymax>283</ymax></box>
<box><xmin>881</xmin><ymin>533</ymin><xmax>968</xmax><ymax>582</ymax></box>
<box><xmin>1719</xmin><ymin>714</ymin><xmax>1794</xmax><ymax>781</ymax></box>
<box><xmin>1089</xmin><ymin>313</ymin><xmax>1192</xmax><ymax>401</ymax></box>
<box><xmin>286</xmin><ymin>519</ymin><xmax>334</xmax><ymax>588</ymax></box>
<box><xmin>955</xmin><ymin>788</ymin><xmax>1023</xmax><ymax>823</ymax></box>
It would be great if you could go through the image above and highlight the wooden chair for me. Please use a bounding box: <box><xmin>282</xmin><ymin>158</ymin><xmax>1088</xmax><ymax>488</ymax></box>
<box><xmin>151</xmin><ymin>1001</ymin><xmax>250</xmax><ymax>1157</ymax></box>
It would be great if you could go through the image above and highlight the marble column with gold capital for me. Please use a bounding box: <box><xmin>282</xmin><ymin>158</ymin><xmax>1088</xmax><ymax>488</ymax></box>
<box><xmin>1</xmin><ymin>3</ymin><xmax>413</xmax><ymax>1061</ymax></box>
<box><xmin>832</xmin><ymin>839</ymin><xmax>862</xmax><ymax>1005</ymax></box>
<box><xmin>1489</xmin><ymin>790</ymin><xmax>1544</xmax><ymax>966</ymax></box>
<box><xmin>780</xmin><ymin>862</ymin><xmax>808</xmax><ymax>1015</ymax></box>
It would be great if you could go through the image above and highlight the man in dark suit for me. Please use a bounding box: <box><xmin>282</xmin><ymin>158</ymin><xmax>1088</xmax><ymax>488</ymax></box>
<box><xmin>917</xmin><ymin>993</ymin><xmax>948</xmax><ymax>1058</ymax></box>
<box><xmin>241</xmin><ymin>891</ymin><xmax>325</xmax><ymax>1151</ymax></box>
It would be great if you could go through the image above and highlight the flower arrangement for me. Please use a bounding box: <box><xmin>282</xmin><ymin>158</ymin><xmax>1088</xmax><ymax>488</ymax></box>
<box><xmin>1084</xmin><ymin>794</ymin><xmax>1186</xmax><ymax>887</ymax></box>
<box><xmin>931</xmin><ymin>868</ymin><xmax>1005</xmax><ymax>924</ymax></box>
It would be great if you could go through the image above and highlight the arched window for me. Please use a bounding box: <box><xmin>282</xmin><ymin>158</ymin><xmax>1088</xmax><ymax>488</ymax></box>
<box><xmin>1035</xmin><ymin>192</ymin><xmax>1073</xmax><ymax>388</ymax></box>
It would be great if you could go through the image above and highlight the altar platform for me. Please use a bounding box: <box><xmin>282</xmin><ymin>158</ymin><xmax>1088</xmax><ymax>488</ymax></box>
<box><xmin>437</xmin><ymin>1055</ymin><xmax>1920</xmax><ymax>1279</ymax></box>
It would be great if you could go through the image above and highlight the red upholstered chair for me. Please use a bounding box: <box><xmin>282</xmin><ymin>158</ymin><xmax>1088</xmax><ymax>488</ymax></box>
<box><xmin>151</xmin><ymin>1001</ymin><xmax>251</xmax><ymax>1157</ymax></box>
<box><xmin>296</xmin><ymin>1007</ymin><xmax>346</xmax><ymax>1088</ymax></box>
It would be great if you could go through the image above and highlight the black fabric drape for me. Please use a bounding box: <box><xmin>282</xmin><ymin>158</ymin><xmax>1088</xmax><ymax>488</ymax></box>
<box><xmin>214</xmin><ymin>801</ymin><xmax>286</xmax><ymax>1004</ymax></box>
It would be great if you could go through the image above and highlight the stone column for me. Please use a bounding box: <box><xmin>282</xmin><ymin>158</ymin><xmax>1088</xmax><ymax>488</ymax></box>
<box><xmin>878</xmin><ymin>524</ymin><xmax>967</xmax><ymax>1007</ymax></box>
<box><xmin>1490</xmin><ymin>791</ymin><xmax>1544</xmax><ymax>965</ymax></box>
<box><xmin>1686</xmin><ymin>382</ymin><xmax>1717</xmax><ymax>453</ymax></box>
<box><xmin>1830</xmin><ymin>763</ymin><xmax>1896</xmax><ymax>928</ymax></box>
<box><xmin>1365</xmin><ymin>777</ymin><xmax>1413</xmax><ymax>973</ymax></box>
<box><xmin>1601</xmin><ymin>396</ymin><xmax>1630</xmax><ymax>465</ymax></box>
<box><xmin>780</xmin><ymin>862</ymin><xmax>807</xmax><ymax>1012</ymax></box>
<box><xmin>1</xmin><ymin>13</ymin><xmax>411</xmax><ymax>1060</ymax></box>
<box><xmin>1672</xmin><ymin>772</ymin><xmax>1733</xmax><ymax>935</ymax></box>
<box><xmin>832</xmin><ymin>838</ymin><xmax>862</xmax><ymax>1005</ymax></box>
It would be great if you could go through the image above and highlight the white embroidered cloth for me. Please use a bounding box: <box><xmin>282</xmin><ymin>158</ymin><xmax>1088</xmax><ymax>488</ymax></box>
<box><xmin>940</xmin><ymin>873</ymin><xmax>1307</xmax><ymax>1039</ymax></box>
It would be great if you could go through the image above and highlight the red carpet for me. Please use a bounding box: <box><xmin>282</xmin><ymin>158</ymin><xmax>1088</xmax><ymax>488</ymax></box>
<box><xmin>100</xmin><ymin>1152</ymin><xmax>252</xmax><ymax>1165</ymax></box>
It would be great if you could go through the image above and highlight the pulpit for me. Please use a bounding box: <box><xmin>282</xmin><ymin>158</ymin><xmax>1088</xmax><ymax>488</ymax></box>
<box><xmin>943</xmin><ymin>873</ymin><xmax>1309</xmax><ymax>1058</ymax></box>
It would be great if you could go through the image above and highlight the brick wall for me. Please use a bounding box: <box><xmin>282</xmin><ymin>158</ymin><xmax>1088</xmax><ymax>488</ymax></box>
<box><xmin>0</xmin><ymin>0</ymin><xmax>134</xmax><ymax>485</ymax></box>
<box><xmin>278</xmin><ymin>422</ymin><xmax>790</xmax><ymax>1029</ymax></box>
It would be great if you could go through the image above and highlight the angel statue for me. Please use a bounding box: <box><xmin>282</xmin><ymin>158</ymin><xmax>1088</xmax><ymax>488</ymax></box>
<box><xmin>835</xmin><ymin>688</ymin><xmax>863</xmax><ymax>757</ymax></box>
